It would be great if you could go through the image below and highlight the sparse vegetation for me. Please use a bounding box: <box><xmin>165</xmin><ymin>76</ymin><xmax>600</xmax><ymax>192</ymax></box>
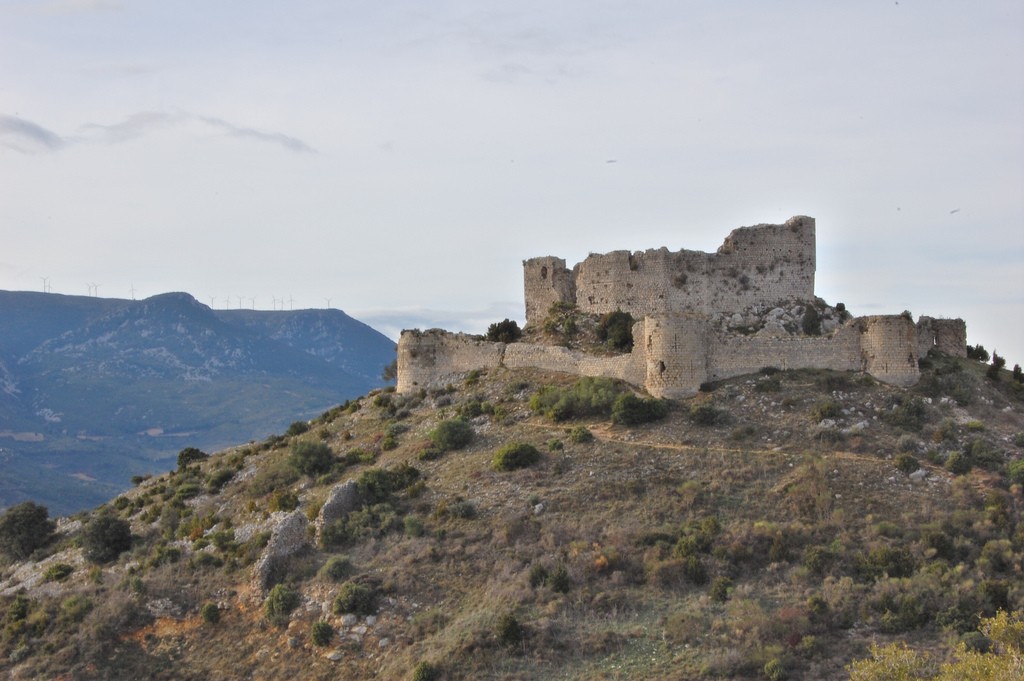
<box><xmin>1</xmin><ymin>356</ymin><xmax>1022</xmax><ymax>681</ymax></box>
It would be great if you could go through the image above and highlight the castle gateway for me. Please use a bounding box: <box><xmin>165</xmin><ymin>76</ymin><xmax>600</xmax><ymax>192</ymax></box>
<box><xmin>397</xmin><ymin>217</ymin><xmax>966</xmax><ymax>397</ymax></box>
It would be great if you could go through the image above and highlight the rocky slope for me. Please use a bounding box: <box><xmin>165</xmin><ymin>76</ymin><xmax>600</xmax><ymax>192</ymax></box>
<box><xmin>0</xmin><ymin>352</ymin><xmax>1021</xmax><ymax>680</ymax></box>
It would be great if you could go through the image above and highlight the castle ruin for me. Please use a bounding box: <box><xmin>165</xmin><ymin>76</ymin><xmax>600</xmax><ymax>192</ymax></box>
<box><xmin>397</xmin><ymin>216</ymin><xmax>967</xmax><ymax>397</ymax></box>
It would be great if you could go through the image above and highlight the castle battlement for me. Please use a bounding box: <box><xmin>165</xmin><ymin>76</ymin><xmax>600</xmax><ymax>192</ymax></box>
<box><xmin>397</xmin><ymin>217</ymin><xmax>966</xmax><ymax>397</ymax></box>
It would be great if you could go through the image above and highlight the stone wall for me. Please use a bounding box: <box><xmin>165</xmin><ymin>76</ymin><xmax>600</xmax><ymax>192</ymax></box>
<box><xmin>861</xmin><ymin>316</ymin><xmax>920</xmax><ymax>388</ymax></box>
<box><xmin>523</xmin><ymin>216</ymin><xmax>816</xmax><ymax>325</ymax></box>
<box><xmin>396</xmin><ymin>329</ymin><xmax>505</xmax><ymax>393</ymax></box>
<box><xmin>917</xmin><ymin>317</ymin><xmax>968</xmax><ymax>359</ymax></box>
<box><xmin>397</xmin><ymin>313</ymin><xmax>939</xmax><ymax>398</ymax></box>
<box><xmin>398</xmin><ymin>216</ymin><xmax>967</xmax><ymax>398</ymax></box>
<box><xmin>708</xmin><ymin>323</ymin><xmax>864</xmax><ymax>384</ymax></box>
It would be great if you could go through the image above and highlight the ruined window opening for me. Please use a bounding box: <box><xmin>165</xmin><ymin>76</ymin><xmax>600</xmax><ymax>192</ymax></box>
<box><xmin>658</xmin><ymin>360</ymin><xmax>666</xmax><ymax>374</ymax></box>
<box><xmin>541</xmin><ymin>266</ymin><xmax>548</xmax><ymax>280</ymax></box>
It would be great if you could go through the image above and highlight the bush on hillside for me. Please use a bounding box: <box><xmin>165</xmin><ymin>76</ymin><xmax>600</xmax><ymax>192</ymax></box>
<box><xmin>289</xmin><ymin>441</ymin><xmax>334</xmax><ymax>476</ymax></box>
<box><xmin>530</xmin><ymin>377</ymin><xmax>624</xmax><ymax>421</ymax></box>
<box><xmin>428</xmin><ymin>419</ymin><xmax>474</xmax><ymax>452</ymax></box>
<box><xmin>176</xmin><ymin>447</ymin><xmax>208</xmax><ymax>470</ymax></box>
<box><xmin>493</xmin><ymin>442</ymin><xmax>541</xmax><ymax>471</ymax></box>
<box><xmin>0</xmin><ymin>501</ymin><xmax>55</xmax><ymax>560</ymax></box>
<box><xmin>611</xmin><ymin>393</ymin><xmax>668</xmax><ymax>425</ymax></box>
<box><xmin>81</xmin><ymin>512</ymin><xmax>133</xmax><ymax>563</ymax></box>
<box><xmin>332</xmin><ymin>581</ymin><xmax>376</xmax><ymax>616</ymax></box>
<box><xmin>264</xmin><ymin>584</ymin><xmax>300</xmax><ymax>626</ymax></box>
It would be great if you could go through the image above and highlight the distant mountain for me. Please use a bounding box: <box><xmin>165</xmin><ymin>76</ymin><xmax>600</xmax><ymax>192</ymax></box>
<box><xmin>0</xmin><ymin>290</ymin><xmax>395</xmax><ymax>514</ymax></box>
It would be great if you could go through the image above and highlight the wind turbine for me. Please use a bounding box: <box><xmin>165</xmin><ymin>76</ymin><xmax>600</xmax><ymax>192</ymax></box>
<box><xmin>236</xmin><ymin>295</ymin><xmax>244</xmax><ymax>310</ymax></box>
<box><xmin>324</xmin><ymin>298</ymin><xmax>332</xmax><ymax>309</ymax></box>
<box><xmin>40</xmin><ymin>277</ymin><xmax>50</xmax><ymax>293</ymax></box>
<box><xmin>288</xmin><ymin>295</ymin><xmax>295</xmax><ymax>310</ymax></box>
<box><xmin>209</xmin><ymin>296</ymin><xmax>217</xmax><ymax>308</ymax></box>
<box><xmin>272</xmin><ymin>296</ymin><xmax>280</xmax><ymax>311</ymax></box>
<box><xmin>129</xmin><ymin>284</ymin><xmax>137</xmax><ymax>300</ymax></box>
<box><xmin>249</xmin><ymin>297</ymin><xmax>256</xmax><ymax>310</ymax></box>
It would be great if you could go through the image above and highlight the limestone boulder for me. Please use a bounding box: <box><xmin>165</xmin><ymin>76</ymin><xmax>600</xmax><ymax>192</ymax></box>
<box><xmin>253</xmin><ymin>510</ymin><xmax>309</xmax><ymax>591</ymax></box>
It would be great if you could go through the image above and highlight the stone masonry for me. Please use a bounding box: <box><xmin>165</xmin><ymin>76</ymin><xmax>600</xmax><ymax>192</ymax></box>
<box><xmin>397</xmin><ymin>217</ymin><xmax>967</xmax><ymax>397</ymax></box>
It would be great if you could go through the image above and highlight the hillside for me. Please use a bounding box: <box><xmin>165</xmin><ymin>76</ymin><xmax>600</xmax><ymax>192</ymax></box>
<box><xmin>0</xmin><ymin>290</ymin><xmax>395</xmax><ymax>514</ymax></box>
<box><xmin>0</xmin><ymin>352</ymin><xmax>1021</xmax><ymax>680</ymax></box>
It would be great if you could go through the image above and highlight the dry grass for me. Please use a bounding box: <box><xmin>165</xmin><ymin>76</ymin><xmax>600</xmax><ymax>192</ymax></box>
<box><xmin>2</xmin><ymin>359</ymin><xmax>1022</xmax><ymax>680</ymax></box>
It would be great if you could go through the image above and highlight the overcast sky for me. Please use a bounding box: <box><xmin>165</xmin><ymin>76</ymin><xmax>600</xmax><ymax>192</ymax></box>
<box><xmin>2</xmin><ymin>1</ymin><xmax>1022</xmax><ymax>365</ymax></box>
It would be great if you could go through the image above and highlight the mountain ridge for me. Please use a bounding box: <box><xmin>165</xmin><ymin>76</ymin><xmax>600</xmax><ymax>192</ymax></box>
<box><xmin>0</xmin><ymin>290</ymin><xmax>395</xmax><ymax>514</ymax></box>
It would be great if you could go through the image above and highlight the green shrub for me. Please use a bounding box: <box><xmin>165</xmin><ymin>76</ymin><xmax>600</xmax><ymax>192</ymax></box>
<box><xmin>611</xmin><ymin>393</ymin><xmax>668</xmax><ymax>425</ymax></box>
<box><xmin>319</xmin><ymin>556</ymin><xmax>352</xmax><ymax>582</ymax></box>
<box><xmin>43</xmin><ymin>562</ymin><xmax>73</xmax><ymax>582</ymax></box>
<box><xmin>404</xmin><ymin>516</ymin><xmax>424</xmax><ymax>537</ymax></box>
<box><xmin>200</xmin><ymin>602</ymin><xmax>220</xmax><ymax>625</ymax></box>
<box><xmin>1008</xmin><ymin>459</ymin><xmax>1024</xmax><ymax>485</ymax></box>
<box><xmin>710</xmin><ymin>576</ymin><xmax>732</xmax><ymax>603</ymax></box>
<box><xmin>268</xmin><ymin>489</ymin><xmax>299</xmax><ymax>512</ymax></box>
<box><xmin>289</xmin><ymin>441</ymin><xmax>334</xmax><ymax>476</ymax></box>
<box><xmin>496</xmin><ymin>612</ymin><xmax>524</xmax><ymax>647</ymax></box>
<box><xmin>764</xmin><ymin>657</ymin><xmax>787</xmax><ymax>681</ymax></box>
<box><xmin>689</xmin><ymin>403</ymin><xmax>723</xmax><ymax>426</ymax></box>
<box><xmin>264</xmin><ymin>584</ymin><xmax>300</xmax><ymax>626</ymax></box>
<box><xmin>801</xmin><ymin>306</ymin><xmax>821</xmax><ymax>336</ymax></box>
<box><xmin>411</xmin><ymin>661</ymin><xmax>441</xmax><ymax>681</ymax></box>
<box><xmin>428</xmin><ymin>419</ymin><xmax>474</xmax><ymax>452</ymax></box>
<box><xmin>895</xmin><ymin>454</ymin><xmax>920</xmax><ymax>475</ymax></box>
<box><xmin>356</xmin><ymin>464</ymin><xmax>421</xmax><ymax>504</ymax></box>
<box><xmin>285</xmin><ymin>420</ymin><xmax>310</xmax><ymax>437</ymax></box>
<box><xmin>311</xmin><ymin>620</ymin><xmax>334</xmax><ymax>646</ymax></box>
<box><xmin>530</xmin><ymin>377</ymin><xmax>624</xmax><ymax>421</ymax></box>
<box><xmin>596</xmin><ymin>310</ymin><xmax>635</xmax><ymax>351</ymax></box>
<box><xmin>206</xmin><ymin>468</ymin><xmax>235</xmax><ymax>493</ymax></box>
<box><xmin>885</xmin><ymin>396</ymin><xmax>928</xmax><ymax>431</ymax></box>
<box><xmin>493</xmin><ymin>442</ymin><xmax>541</xmax><ymax>471</ymax></box>
<box><xmin>81</xmin><ymin>511</ymin><xmax>133</xmax><ymax>563</ymax></box>
<box><xmin>945</xmin><ymin>450</ymin><xmax>972</xmax><ymax>475</ymax></box>
<box><xmin>809</xmin><ymin>399</ymin><xmax>841</xmax><ymax>422</ymax></box>
<box><xmin>528</xmin><ymin>563</ymin><xmax>549</xmax><ymax>588</ymax></box>
<box><xmin>568</xmin><ymin>426</ymin><xmax>594</xmax><ymax>443</ymax></box>
<box><xmin>0</xmin><ymin>501</ymin><xmax>55</xmax><ymax>560</ymax></box>
<box><xmin>176</xmin><ymin>446</ymin><xmax>208</xmax><ymax>470</ymax></box>
<box><xmin>547</xmin><ymin>564</ymin><xmax>571</xmax><ymax>593</ymax></box>
<box><xmin>486</xmin><ymin>318</ymin><xmax>522</xmax><ymax>343</ymax></box>
<box><xmin>333</xmin><ymin>581</ymin><xmax>376</xmax><ymax>616</ymax></box>
<box><xmin>856</xmin><ymin>546</ymin><xmax>916</xmax><ymax>581</ymax></box>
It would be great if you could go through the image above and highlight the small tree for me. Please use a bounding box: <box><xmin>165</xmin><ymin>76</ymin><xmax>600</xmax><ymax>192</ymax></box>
<box><xmin>0</xmin><ymin>501</ymin><xmax>55</xmax><ymax>560</ymax></box>
<box><xmin>177</xmin><ymin>447</ymin><xmax>208</xmax><ymax>471</ymax></box>
<box><xmin>801</xmin><ymin>306</ymin><xmax>821</xmax><ymax>336</ymax></box>
<box><xmin>987</xmin><ymin>351</ymin><xmax>1006</xmax><ymax>380</ymax></box>
<box><xmin>486</xmin><ymin>319</ymin><xmax>522</xmax><ymax>343</ymax></box>
<box><xmin>382</xmin><ymin>359</ymin><xmax>398</xmax><ymax>382</ymax></box>
<box><xmin>81</xmin><ymin>512</ymin><xmax>133</xmax><ymax>563</ymax></box>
